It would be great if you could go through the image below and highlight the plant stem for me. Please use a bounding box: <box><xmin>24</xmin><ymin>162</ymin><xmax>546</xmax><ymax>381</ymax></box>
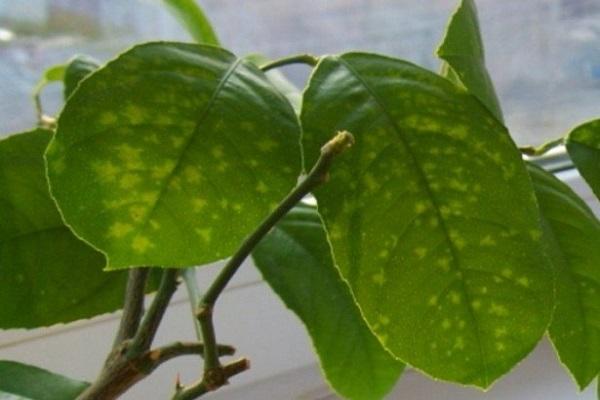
<box><xmin>174</xmin><ymin>131</ymin><xmax>354</xmax><ymax>399</ymax></box>
<box><xmin>128</xmin><ymin>269</ymin><xmax>179</xmax><ymax>357</ymax></box>
<box><xmin>182</xmin><ymin>268</ymin><xmax>204</xmax><ymax>341</ymax></box>
<box><xmin>520</xmin><ymin>137</ymin><xmax>564</xmax><ymax>156</ymax></box>
<box><xmin>113</xmin><ymin>268</ymin><xmax>149</xmax><ymax>348</ymax></box>
<box><xmin>259</xmin><ymin>54</ymin><xmax>319</xmax><ymax>72</ymax></box>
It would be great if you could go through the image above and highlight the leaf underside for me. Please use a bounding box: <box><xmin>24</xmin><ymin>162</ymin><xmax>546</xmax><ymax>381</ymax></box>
<box><xmin>529</xmin><ymin>166</ymin><xmax>600</xmax><ymax>388</ymax></box>
<box><xmin>436</xmin><ymin>0</ymin><xmax>503</xmax><ymax>123</ymax></box>
<box><xmin>301</xmin><ymin>52</ymin><xmax>553</xmax><ymax>388</ymax></box>
<box><xmin>567</xmin><ymin>119</ymin><xmax>600</xmax><ymax>202</ymax></box>
<box><xmin>0</xmin><ymin>360</ymin><xmax>89</xmax><ymax>400</ymax></box>
<box><xmin>253</xmin><ymin>204</ymin><xmax>404</xmax><ymax>400</ymax></box>
<box><xmin>46</xmin><ymin>42</ymin><xmax>301</xmax><ymax>270</ymax></box>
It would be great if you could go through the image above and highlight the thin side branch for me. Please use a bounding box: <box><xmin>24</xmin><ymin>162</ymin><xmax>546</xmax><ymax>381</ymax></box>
<box><xmin>113</xmin><ymin>268</ymin><xmax>149</xmax><ymax>348</ymax></box>
<box><xmin>520</xmin><ymin>137</ymin><xmax>564</xmax><ymax>156</ymax></box>
<box><xmin>259</xmin><ymin>54</ymin><xmax>319</xmax><ymax>72</ymax></box>
<box><xmin>128</xmin><ymin>269</ymin><xmax>179</xmax><ymax>357</ymax></box>
<box><xmin>175</xmin><ymin>131</ymin><xmax>355</xmax><ymax>399</ymax></box>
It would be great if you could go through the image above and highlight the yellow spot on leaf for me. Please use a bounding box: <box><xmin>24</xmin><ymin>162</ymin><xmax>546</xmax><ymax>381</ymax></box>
<box><xmin>517</xmin><ymin>276</ymin><xmax>530</xmax><ymax>287</ymax></box>
<box><xmin>211</xmin><ymin>146</ymin><xmax>224</xmax><ymax>159</ymax></box>
<box><xmin>120</xmin><ymin>173</ymin><xmax>141</xmax><ymax>189</ymax></box>
<box><xmin>192</xmin><ymin>198</ymin><xmax>207</xmax><ymax>212</ymax></box>
<box><xmin>99</xmin><ymin>112</ymin><xmax>118</xmax><ymax>125</ymax></box>
<box><xmin>195</xmin><ymin>228</ymin><xmax>212</xmax><ymax>242</ymax></box>
<box><xmin>108</xmin><ymin>222</ymin><xmax>133</xmax><ymax>238</ymax></box>
<box><xmin>93</xmin><ymin>161</ymin><xmax>120</xmax><ymax>183</ymax></box>
<box><xmin>490</xmin><ymin>302</ymin><xmax>509</xmax><ymax>317</ymax></box>
<box><xmin>132</xmin><ymin>235</ymin><xmax>153</xmax><ymax>253</ymax></box>
<box><xmin>442</xmin><ymin>319</ymin><xmax>452</xmax><ymax>330</ymax></box>
<box><xmin>256</xmin><ymin>181</ymin><xmax>268</xmax><ymax>193</ymax></box>
<box><xmin>480</xmin><ymin>235</ymin><xmax>496</xmax><ymax>246</ymax></box>
<box><xmin>184</xmin><ymin>166</ymin><xmax>202</xmax><ymax>183</ymax></box>
<box><xmin>448</xmin><ymin>291</ymin><xmax>461</xmax><ymax>304</ymax></box>
<box><xmin>372</xmin><ymin>270</ymin><xmax>386</xmax><ymax>286</ymax></box>
<box><xmin>124</xmin><ymin>104</ymin><xmax>147</xmax><ymax>124</ymax></box>
<box><xmin>414</xmin><ymin>247</ymin><xmax>428</xmax><ymax>259</ymax></box>
<box><xmin>129</xmin><ymin>205</ymin><xmax>146</xmax><ymax>222</ymax></box>
<box><xmin>152</xmin><ymin>161</ymin><xmax>175</xmax><ymax>179</ymax></box>
<box><xmin>257</xmin><ymin>138</ymin><xmax>278</xmax><ymax>152</ymax></box>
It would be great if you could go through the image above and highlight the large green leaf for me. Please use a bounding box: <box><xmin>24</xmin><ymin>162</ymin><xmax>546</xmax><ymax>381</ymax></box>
<box><xmin>46</xmin><ymin>42</ymin><xmax>301</xmax><ymax>269</ymax></box>
<box><xmin>300</xmin><ymin>53</ymin><xmax>553</xmax><ymax>388</ymax></box>
<box><xmin>63</xmin><ymin>55</ymin><xmax>99</xmax><ymax>99</ymax></box>
<box><xmin>528</xmin><ymin>164</ymin><xmax>600</xmax><ymax>389</ymax></box>
<box><xmin>0</xmin><ymin>360</ymin><xmax>89</xmax><ymax>400</ymax></box>
<box><xmin>437</xmin><ymin>0</ymin><xmax>503</xmax><ymax>122</ymax></box>
<box><xmin>163</xmin><ymin>0</ymin><xmax>220</xmax><ymax>45</ymax></box>
<box><xmin>0</xmin><ymin>129</ymin><xmax>134</xmax><ymax>328</ymax></box>
<box><xmin>566</xmin><ymin>119</ymin><xmax>600</xmax><ymax>201</ymax></box>
<box><xmin>252</xmin><ymin>204</ymin><xmax>404</xmax><ymax>400</ymax></box>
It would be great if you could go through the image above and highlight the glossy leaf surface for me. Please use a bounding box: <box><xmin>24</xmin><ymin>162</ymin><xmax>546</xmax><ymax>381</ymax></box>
<box><xmin>46</xmin><ymin>43</ymin><xmax>301</xmax><ymax>269</ymax></box>
<box><xmin>567</xmin><ymin>119</ymin><xmax>600</xmax><ymax>201</ymax></box>
<box><xmin>253</xmin><ymin>204</ymin><xmax>403</xmax><ymax>400</ymax></box>
<box><xmin>529</xmin><ymin>164</ymin><xmax>600</xmax><ymax>389</ymax></box>
<box><xmin>0</xmin><ymin>129</ymin><xmax>136</xmax><ymax>328</ymax></box>
<box><xmin>301</xmin><ymin>53</ymin><xmax>553</xmax><ymax>388</ymax></box>
<box><xmin>437</xmin><ymin>0</ymin><xmax>503</xmax><ymax>122</ymax></box>
<box><xmin>63</xmin><ymin>55</ymin><xmax>99</xmax><ymax>99</ymax></box>
<box><xmin>0</xmin><ymin>360</ymin><xmax>89</xmax><ymax>400</ymax></box>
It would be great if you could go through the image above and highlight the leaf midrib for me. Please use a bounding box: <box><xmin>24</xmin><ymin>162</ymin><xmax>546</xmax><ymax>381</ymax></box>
<box><xmin>336</xmin><ymin>55</ymin><xmax>490</xmax><ymax>385</ymax></box>
<box><xmin>136</xmin><ymin>57</ymin><xmax>244</xmax><ymax>237</ymax></box>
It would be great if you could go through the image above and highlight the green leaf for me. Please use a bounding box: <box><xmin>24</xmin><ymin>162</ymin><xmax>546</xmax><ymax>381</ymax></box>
<box><xmin>163</xmin><ymin>0</ymin><xmax>220</xmax><ymax>45</ymax></box>
<box><xmin>300</xmin><ymin>53</ymin><xmax>553</xmax><ymax>388</ymax></box>
<box><xmin>46</xmin><ymin>42</ymin><xmax>301</xmax><ymax>269</ymax></box>
<box><xmin>32</xmin><ymin>63</ymin><xmax>68</xmax><ymax>118</ymax></box>
<box><xmin>566</xmin><ymin>119</ymin><xmax>600</xmax><ymax>201</ymax></box>
<box><xmin>63</xmin><ymin>55</ymin><xmax>99</xmax><ymax>99</ymax></box>
<box><xmin>0</xmin><ymin>360</ymin><xmax>89</xmax><ymax>400</ymax></box>
<box><xmin>0</xmin><ymin>129</ymin><xmax>134</xmax><ymax>328</ymax></box>
<box><xmin>244</xmin><ymin>54</ymin><xmax>302</xmax><ymax>113</ymax></box>
<box><xmin>437</xmin><ymin>0</ymin><xmax>503</xmax><ymax>122</ymax></box>
<box><xmin>252</xmin><ymin>204</ymin><xmax>403</xmax><ymax>400</ymax></box>
<box><xmin>528</xmin><ymin>163</ymin><xmax>600</xmax><ymax>389</ymax></box>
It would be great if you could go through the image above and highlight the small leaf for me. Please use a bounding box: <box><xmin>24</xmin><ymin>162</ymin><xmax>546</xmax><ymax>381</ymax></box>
<box><xmin>566</xmin><ymin>119</ymin><xmax>600</xmax><ymax>201</ymax></box>
<box><xmin>46</xmin><ymin>42</ymin><xmax>301</xmax><ymax>269</ymax></box>
<box><xmin>301</xmin><ymin>53</ymin><xmax>553</xmax><ymax>388</ymax></box>
<box><xmin>528</xmin><ymin>163</ymin><xmax>600</xmax><ymax>389</ymax></box>
<box><xmin>63</xmin><ymin>55</ymin><xmax>99</xmax><ymax>99</ymax></box>
<box><xmin>163</xmin><ymin>0</ymin><xmax>220</xmax><ymax>45</ymax></box>
<box><xmin>252</xmin><ymin>204</ymin><xmax>403</xmax><ymax>400</ymax></box>
<box><xmin>0</xmin><ymin>360</ymin><xmax>89</xmax><ymax>400</ymax></box>
<box><xmin>0</xmin><ymin>129</ymin><xmax>133</xmax><ymax>328</ymax></box>
<box><xmin>437</xmin><ymin>0</ymin><xmax>503</xmax><ymax>122</ymax></box>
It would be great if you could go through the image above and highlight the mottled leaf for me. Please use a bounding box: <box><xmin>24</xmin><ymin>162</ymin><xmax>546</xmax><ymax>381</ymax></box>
<box><xmin>528</xmin><ymin>164</ymin><xmax>600</xmax><ymax>389</ymax></box>
<box><xmin>63</xmin><ymin>55</ymin><xmax>99</xmax><ymax>99</ymax></box>
<box><xmin>163</xmin><ymin>0</ymin><xmax>220</xmax><ymax>45</ymax></box>
<box><xmin>437</xmin><ymin>0</ymin><xmax>503</xmax><ymax>122</ymax></box>
<box><xmin>0</xmin><ymin>360</ymin><xmax>89</xmax><ymax>400</ymax></box>
<box><xmin>252</xmin><ymin>204</ymin><xmax>404</xmax><ymax>400</ymax></box>
<box><xmin>301</xmin><ymin>53</ymin><xmax>553</xmax><ymax>388</ymax></box>
<box><xmin>566</xmin><ymin>119</ymin><xmax>600</xmax><ymax>201</ymax></box>
<box><xmin>46</xmin><ymin>42</ymin><xmax>301</xmax><ymax>269</ymax></box>
<box><xmin>0</xmin><ymin>129</ymin><xmax>133</xmax><ymax>328</ymax></box>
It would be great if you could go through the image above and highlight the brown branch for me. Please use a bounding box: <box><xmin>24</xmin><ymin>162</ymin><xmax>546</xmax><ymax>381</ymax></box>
<box><xmin>113</xmin><ymin>268</ymin><xmax>149</xmax><ymax>348</ymax></box>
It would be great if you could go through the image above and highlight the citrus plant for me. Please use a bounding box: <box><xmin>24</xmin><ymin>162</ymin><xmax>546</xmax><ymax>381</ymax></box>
<box><xmin>1</xmin><ymin>0</ymin><xmax>599</xmax><ymax>399</ymax></box>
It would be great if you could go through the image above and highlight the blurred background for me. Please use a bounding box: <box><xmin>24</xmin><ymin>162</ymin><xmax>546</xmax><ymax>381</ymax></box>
<box><xmin>1</xmin><ymin>0</ymin><xmax>600</xmax><ymax>144</ymax></box>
